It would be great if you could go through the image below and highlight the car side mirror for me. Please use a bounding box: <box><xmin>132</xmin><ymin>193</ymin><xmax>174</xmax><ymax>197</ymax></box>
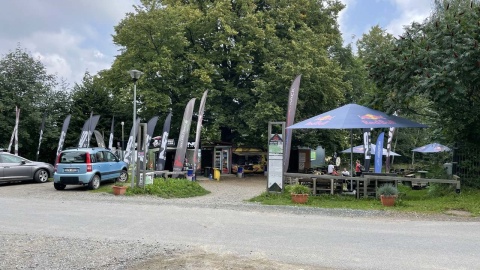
<box><xmin>21</xmin><ymin>160</ymin><xmax>26</xmax><ymax>165</ymax></box>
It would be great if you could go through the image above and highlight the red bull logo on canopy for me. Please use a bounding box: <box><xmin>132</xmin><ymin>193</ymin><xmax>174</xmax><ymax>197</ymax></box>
<box><xmin>305</xmin><ymin>115</ymin><xmax>335</xmax><ymax>126</ymax></box>
<box><xmin>358</xmin><ymin>114</ymin><xmax>396</xmax><ymax>125</ymax></box>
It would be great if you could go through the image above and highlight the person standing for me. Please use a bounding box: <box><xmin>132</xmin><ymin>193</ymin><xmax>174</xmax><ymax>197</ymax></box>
<box><xmin>355</xmin><ymin>160</ymin><xmax>362</xmax><ymax>176</ymax></box>
<box><xmin>327</xmin><ymin>162</ymin><xmax>335</xmax><ymax>174</ymax></box>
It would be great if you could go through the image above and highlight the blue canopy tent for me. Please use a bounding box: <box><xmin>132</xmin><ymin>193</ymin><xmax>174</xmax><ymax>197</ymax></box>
<box><xmin>412</xmin><ymin>143</ymin><xmax>451</xmax><ymax>153</ymax></box>
<box><xmin>411</xmin><ymin>143</ymin><xmax>451</xmax><ymax>167</ymax></box>
<box><xmin>287</xmin><ymin>104</ymin><xmax>427</xmax><ymax>174</ymax></box>
<box><xmin>340</xmin><ymin>144</ymin><xmax>401</xmax><ymax>156</ymax></box>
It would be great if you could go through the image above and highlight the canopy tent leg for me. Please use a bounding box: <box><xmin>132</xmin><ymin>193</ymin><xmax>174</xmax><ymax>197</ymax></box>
<box><xmin>412</xmin><ymin>151</ymin><xmax>415</xmax><ymax>168</ymax></box>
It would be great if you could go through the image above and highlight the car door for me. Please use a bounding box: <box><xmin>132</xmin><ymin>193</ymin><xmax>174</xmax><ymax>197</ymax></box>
<box><xmin>93</xmin><ymin>151</ymin><xmax>109</xmax><ymax>180</ymax></box>
<box><xmin>0</xmin><ymin>155</ymin><xmax>5</xmax><ymax>181</ymax></box>
<box><xmin>104</xmin><ymin>151</ymin><xmax>121</xmax><ymax>180</ymax></box>
<box><xmin>1</xmin><ymin>154</ymin><xmax>31</xmax><ymax>181</ymax></box>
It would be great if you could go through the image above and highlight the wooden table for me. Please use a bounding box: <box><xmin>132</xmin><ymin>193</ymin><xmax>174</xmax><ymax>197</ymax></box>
<box><xmin>285</xmin><ymin>173</ymin><xmax>461</xmax><ymax>198</ymax></box>
<box><xmin>284</xmin><ymin>173</ymin><xmax>360</xmax><ymax>195</ymax></box>
<box><xmin>306</xmin><ymin>177</ymin><xmax>336</xmax><ymax>195</ymax></box>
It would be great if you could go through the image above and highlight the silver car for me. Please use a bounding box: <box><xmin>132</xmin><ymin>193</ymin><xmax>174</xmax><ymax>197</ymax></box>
<box><xmin>0</xmin><ymin>152</ymin><xmax>54</xmax><ymax>183</ymax></box>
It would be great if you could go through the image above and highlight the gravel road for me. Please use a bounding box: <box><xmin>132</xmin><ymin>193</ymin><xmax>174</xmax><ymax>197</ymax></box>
<box><xmin>1</xmin><ymin>174</ymin><xmax>478</xmax><ymax>270</ymax></box>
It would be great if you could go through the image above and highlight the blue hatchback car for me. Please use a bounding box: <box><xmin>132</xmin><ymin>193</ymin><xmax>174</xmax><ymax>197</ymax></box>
<box><xmin>53</xmin><ymin>148</ymin><xmax>128</xmax><ymax>190</ymax></box>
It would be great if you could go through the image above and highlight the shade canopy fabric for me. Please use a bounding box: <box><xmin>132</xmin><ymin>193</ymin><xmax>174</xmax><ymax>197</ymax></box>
<box><xmin>286</xmin><ymin>103</ymin><xmax>426</xmax><ymax>175</ymax></box>
<box><xmin>412</xmin><ymin>143</ymin><xmax>451</xmax><ymax>153</ymax></box>
<box><xmin>340</xmin><ymin>145</ymin><xmax>401</xmax><ymax>156</ymax></box>
<box><xmin>287</xmin><ymin>104</ymin><xmax>428</xmax><ymax>129</ymax></box>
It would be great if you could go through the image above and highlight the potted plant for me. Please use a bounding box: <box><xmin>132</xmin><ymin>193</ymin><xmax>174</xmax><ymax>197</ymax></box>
<box><xmin>288</xmin><ymin>184</ymin><xmax>310</xmax><ymax>204</ymax></box>
<box><xmin>377</xmin><ymin>183</ymin><xmax>399</xmax><ymax>206</ymax></box>
<box><xmin>112</xmin><ymin>182</ymin><xmax>128</xmax><ymax>196</ymax></box>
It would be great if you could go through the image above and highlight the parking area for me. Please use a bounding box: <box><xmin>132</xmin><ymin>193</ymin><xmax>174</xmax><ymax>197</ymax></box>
<box><xmin>0</xmin><ymin>174</ymin><xmax>268</xmax><ymax>205</ymax></box>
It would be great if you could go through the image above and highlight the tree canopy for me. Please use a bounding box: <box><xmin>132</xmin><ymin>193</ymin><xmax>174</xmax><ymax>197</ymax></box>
<box><xmin>363</xmin><ymin>0</ymin><xmax>480</xmax><ymax>145</ymax></box>
<box><xmin>0</xmin><ymin>47</ymin><xmax>70</xmax><ymax>162</ymax></box>
<box><xmin>11</xmin><ymin>0</ymin><xmax>476</xmax><ymax>165</ymax></box>
<box><xmin>100</xmin><ymin>0</ymin><xmax>351</xmax><ymax>149</ymax></box>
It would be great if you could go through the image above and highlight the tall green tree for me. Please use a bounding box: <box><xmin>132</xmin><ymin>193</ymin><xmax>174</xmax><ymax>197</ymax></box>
<box><xmin>365</xmin><ymin>0</ymin><xmax>480</xmax><ymax>145</ymax></box>
<box><xmin>330</xmin><ymin>43</ymin><xmax>376</xmax><ymax>105</ymax></box>
<box><xmin>0</xmin><ymin>47</ymin><xmax>70</xmax><ymax>162</ymax></box>
<box><xmin>356</xmin><ymin>25</ymin><xmax>398</xmax><ymax>109</ymax></box>
<box><xmin>66</xmin><ymin>72</ymin><xmax>121</xmax><ymax>148</ymax></box>
<box><xmin>100</xmin><ymin>0</ymin><xmax>349</xmax><ymax>149</ymax></box>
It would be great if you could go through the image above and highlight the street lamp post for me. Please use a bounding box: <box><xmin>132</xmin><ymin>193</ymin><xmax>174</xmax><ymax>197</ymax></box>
<box><xmin>121</xmin><ymin>121</ymin><xmax>124</xmax><ymax>159</ymax></box>
<box><xmin>128</xmin><ymin>70</ymin><xmax>143</xmax><ymax>188</ymax></box>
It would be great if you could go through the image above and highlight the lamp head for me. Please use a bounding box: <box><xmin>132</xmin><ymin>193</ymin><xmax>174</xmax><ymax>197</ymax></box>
<box><xmin>128</xmin><ymin>70</ymin><xmax>143</xmax><ymax>82</ymax></box>
<box><xmin>121</xmin><ymin>121</ymin><xmax>124</xmax><ymax>126</ymax></box>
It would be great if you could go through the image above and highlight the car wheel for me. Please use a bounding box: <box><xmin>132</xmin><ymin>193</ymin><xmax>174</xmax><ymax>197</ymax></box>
<box><xmin>34</xmin><ymin>169</ymin><xmax>49</xmax><ymax>183</ymax></box>
<box><xmin>118</xmin><ymin>170</ymin><xmax>128</xmax><ymax>182</ymax></box>
<box><xmin>54</xmin><ymin>183</ymin><xmax>66</xmax><ymax>190</ymax></box>
<box><xmin>88</xmin><ymin>175</ymin><xmax>101</xmax><ymax>190</ymax></box>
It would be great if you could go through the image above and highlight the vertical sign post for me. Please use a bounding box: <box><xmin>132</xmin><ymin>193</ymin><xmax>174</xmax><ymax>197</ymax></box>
<box><xmin>267</xmin><ymin>122</ymin><xmax>285</xmax><ymax>192</ymax></box>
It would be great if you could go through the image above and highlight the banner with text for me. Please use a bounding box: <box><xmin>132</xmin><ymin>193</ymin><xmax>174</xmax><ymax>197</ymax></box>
<box><xmin>56</xmin><ymin>115</ymin><xmax>71</xmax><ymax>162</ymax></box>
<box><xmin>173</xmin><ymin>98</ymin><xmax>196</xmax><ymax>177</ymax></box>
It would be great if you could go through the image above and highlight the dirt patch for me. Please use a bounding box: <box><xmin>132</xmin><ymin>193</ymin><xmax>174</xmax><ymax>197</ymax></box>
<box><xmin>129</xmin><ymin>248</ymin><xmax>325</xmax><ymax>270</ymax></box>
<box><xmin>445</xmin><ymin>210</ymin><xmax>472</xmax><ymax>217</ymax></box>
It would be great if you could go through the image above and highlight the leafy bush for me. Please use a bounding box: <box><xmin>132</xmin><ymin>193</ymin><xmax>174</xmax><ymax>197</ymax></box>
<box><xmin>287</xmin><ymin>184</ymin><xmax>310</xmax><ymax>195</ymax></box>
<box><xmin>427</xmin><ymin>183</ymin><xmax>455</xmax><ymax>197</ymax></box>
<box><xmin>126</xmin><ymin>178</ymin><xmax>210</xmax><ymax>198</ymax></box>
<box><xmin>377</xmin><ymin>183</ymin><xmax>399</xmax><ymax>197</ymax></box>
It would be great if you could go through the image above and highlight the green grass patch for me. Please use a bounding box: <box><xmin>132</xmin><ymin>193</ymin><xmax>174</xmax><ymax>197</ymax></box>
<box><xmin>91</xmin><ymin>178</ymin><xmax>210</xmax><ymax>198</ymax></box>
<box><xmin>126</xmin><ymin>178</ymin><xmax>210</xmax><ymax>198</ymax></box>
<box><xmin>249</xmin><ymin>184</ymin><xmax>480</xmax><ymax>217</ymax></box>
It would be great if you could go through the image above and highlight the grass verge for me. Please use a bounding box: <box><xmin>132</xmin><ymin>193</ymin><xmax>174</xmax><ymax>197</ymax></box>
<box><xmin>92</xmin><ymin>178</ymin><xmax>210</xmax><ymax>198</ymax></box>
<box><xmin>248</xmin><ymin>184</ymin><xmax>480</xmax><ymax>217</ymax></box>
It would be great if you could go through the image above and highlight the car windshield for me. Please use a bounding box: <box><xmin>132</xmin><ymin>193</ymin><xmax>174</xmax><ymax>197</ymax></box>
<box><xmin>59</xmin><ymin>152</ymin><xmax>87</xmax><ymax>163</ymax></box>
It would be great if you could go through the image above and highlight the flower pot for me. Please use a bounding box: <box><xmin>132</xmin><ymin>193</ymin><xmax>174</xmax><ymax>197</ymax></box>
<box><xmin>112</xmin><ymin>185</ymin><xmax>127</xmax><ymax>196</ymax></box>
<box><xmin>380</xmin><ymin>195</ymin><xmax>397</xmax><ymax>207</ymax></box>
<box><xmin>291</xmin><ymin>194</ymin><xmax>309</xmax><ymax>204</ymax></box>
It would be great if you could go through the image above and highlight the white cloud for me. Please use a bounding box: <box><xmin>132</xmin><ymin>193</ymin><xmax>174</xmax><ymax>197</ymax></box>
<box><xmin>33</xmin><ymin>52</ymin><xmax>72</xmax><ymax>81</ymax></box>
<box><xmin>12</xmin><ymin>28</ymin><xmax>112</xmax><ymax>86</ymax></box>
<box><xmin>93</xmin><ymin>50</ymin><xmax>105</xmax><ymax>59</ymax></box>
<box><xmin>338</xmin><ymin>0</ymin><xmax>358</xmax><ymax>45</ymax></box>
<box><xmin>0</xmin><ymin>0</ymin><xmax>139</xmax><ymax>88</ymax></box>
<box><xmin>386</xmin><ymin>0</ymin><xmax>432</xmax><ymax>37</ymax></box>
<box><xmin>338</xmin><ymin>0</ymin><xmax>431</xmax><ymax>50</ymax></box>
<box><xmin>0</xmin><ymin>0</ymin><xmax>433</xmax><ymax>87</ymax></box>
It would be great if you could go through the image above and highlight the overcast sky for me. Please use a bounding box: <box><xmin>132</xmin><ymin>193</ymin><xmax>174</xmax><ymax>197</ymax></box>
<box><xmin>0</xmin><ymin>0</ymin><xmax>433</xmax><ymax>88</ymax></box>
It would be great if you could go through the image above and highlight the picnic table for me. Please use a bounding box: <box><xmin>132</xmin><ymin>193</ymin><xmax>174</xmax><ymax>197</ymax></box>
<box><xmin>283</xmin><ymin>172</ymin><xmax>461</xmax><ymax>198</ymax></box>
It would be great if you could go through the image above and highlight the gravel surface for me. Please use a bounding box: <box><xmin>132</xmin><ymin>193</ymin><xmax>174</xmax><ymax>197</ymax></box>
<box><xmin>0</xmin><ymin>174</ymin><xmax>478</xmax><ymax>270</ymax></box>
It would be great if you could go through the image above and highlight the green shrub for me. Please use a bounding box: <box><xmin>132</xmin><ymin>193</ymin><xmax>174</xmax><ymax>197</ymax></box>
<box><xmin>287</xmin><ymin>184</ymin><xmax>310</xmax><ymax>195</ymax></box>
<box><xmin>427</xmin><ymin>183</ymin><xmax>455</xmax><ymax>197</ymax></box>
<box><xmin>377</xmin><ymin>183</ymin><xmax>399</xmax><ymax>197</ymax></box>
<box><xmin>126</xmin><ymin>178</ymin><xmax>210</xmax><ymax>198</ymax></box>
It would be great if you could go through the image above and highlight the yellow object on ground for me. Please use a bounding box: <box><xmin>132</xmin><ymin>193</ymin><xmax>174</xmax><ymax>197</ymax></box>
<box><xmin>213</xmin><ymin>168</ymin><xmax>221</xmax><ymax>181</ymax></box>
